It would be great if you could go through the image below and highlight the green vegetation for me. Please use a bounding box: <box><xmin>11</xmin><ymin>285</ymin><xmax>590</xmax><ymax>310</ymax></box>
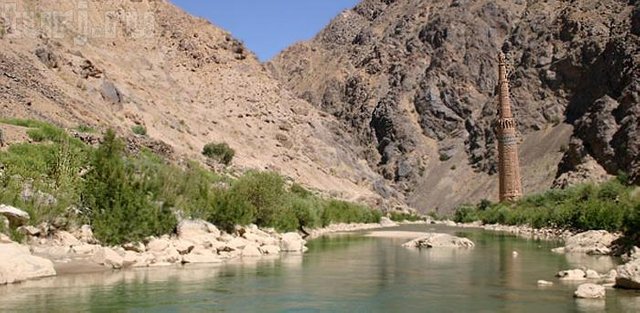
<box><xmin>453</xmin><ymin>177</ymin><xmax>640</xmax><ymax>238</ymax></box>
<box><xmin>75</xmin><ymin>125</ymin><xmax>96</xmax><ymax>133</ymax></box>
<box><xmin>389</xmin><ymin>211</ymin><xmax>423</xmax><ymax>222</ymax></box>
<box><xmin>0</xmin><ymin>119</ymin><xmax>381</xmax><ymax>244</ymax></box>
<box><xmin>131</xmin><ymin>125</ymin><xmax>147</xmax><ymax>136</ymax></box>
<box><xmin>202</xmin><ymin>142</ymin><xmax>235</xmax><ymax>165</ymax></box>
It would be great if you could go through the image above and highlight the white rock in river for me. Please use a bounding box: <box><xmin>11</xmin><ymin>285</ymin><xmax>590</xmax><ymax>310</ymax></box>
<box><xmin>554</xmin><ymin>230</ymin><xmax>619</xmax><ymax>255</ymax></box>
<box><xmin>557</xmin><ymin>269</ymin><xmax>587</xmax><ymax>281</ymax></box>
<box><xmin>402</xmin><ymin>233</ymin><xmax>475</xmax><ymax>249</ymax></box>
<box><xmin>0</xmin><ymin>204</ymin><xmax>30</xmax><ymax>227</ymax></box>
<box><xmin>537</xmin><ymin>280</ymin><xmax>554</xmax><ymax>286</ymax></box>
<box><xmin>585</xmin><ymin>269</ymin><xmax>600</xmax><ymax>279</ymax></box>
<box><xmin>574</xmin><ymin>283</ymin><xmax>605</xmax><ymax>299</ymax></box>
<box><xmin>182</xmin><ymin>247</ymin><xmax>221</xmax><ymax>264</ymax></box>
<box><xmin>0</xmin><ymin>243</ymin><xmax>56</xmax><ymax>285</ymax></box>
<box><xmin>280</xmin><ymin>232</ymin><xmax>307</xmax><ymax>252</ymax></box>
<box><xmin>615</xmin><ymin>259</ymin><xmax>640</xmax><ymax>289</ymax></box>
<box><xmin>259</xmin><ymin>245</ymin><xmax>281</xmax><ymax>255</ymax></box>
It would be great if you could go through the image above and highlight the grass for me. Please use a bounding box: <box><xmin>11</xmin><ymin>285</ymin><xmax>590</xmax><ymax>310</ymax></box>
<box><xmin>0</xmin><ymin>119</ymin><xmax>381</xmax><ymax>244</ymax></box>
<box><xmin>453</xmin><ymin>176</ymin><xmax>640</xmax><ymax>238</ymax></box>
<box><xmin>131</xmin><ymin>125</ymin><xmax>147</xmax><ymax>136</ymax></box>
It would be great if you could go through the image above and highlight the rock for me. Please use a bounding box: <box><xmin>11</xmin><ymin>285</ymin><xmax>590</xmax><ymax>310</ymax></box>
<box><xmin>0</xmin><ymin>204</ymin><xmax>30</xmax><ymax>227</ymax></box>
<box><xmin>557</xmin><ymin>269</ymin><xmax>587</xmax><ymax>281</ymax></box>
<box><xmin>280</xmin><ymin>232</ymin><xmax>307</xmax><ymax>252</ymax></box>
<box><xmin>603</xmin><ymin>269</ymin><xmax>617</xmax><ymax>283</ymax></box>
<box><xmin>512</xmin><ymin>251</ymin><xmax>519</xmax><ymax>258</ymax></box>
<box><xmin>556</xmin><ymin>230</ymin><xmax>620</xmax><ymax>255</ymax></box>
<box><xmin>100</xmin><ymin>80</ymin><xmax>124</xmax><ymax>104</ymax></box>
<box><xmin>537</xmin><ymin>280</ymin><xmax>554</xmax><ymax>286</ymax></box>
<box><xmin>173</xmin><ymin>240</ymin><xmax>195</xmax><ymax>255</ymax></box>
<box><xmin>177</xmin><ymin>219</ymin><xmax>220</xmax><ymax>239</ymax></box>
<box><xmin>75</xmin><ymin>225</ymin><xmax>97</xmax><ymax>244</ymax></box>
<box><xmin>259</xmin><ymin>245</ymin><xmax>281</xmax><ymax>255</ymax></box>
<box><xmin>122</xmin><ymin>242</ymin><xmax>145</xmax><ymax>253</ymax></box>
<box><xmin>585</xmin><ymin>269</ymin><xmax>600</xmax><ymax>279</ymax></box>
<box><xmin>71</xmin><ymin>244</ymin><xmax>99</xmax><ymax>255</ymax></box>
<box><xmin>615</xmin><ymin>259</ymin><xmax>640</xmax><ymax>289</ymax></box>
<box><xmin>146</xmin><ymin>238</ymin><xmax>170</xmax><ymax>252</ymax></box>
<box><xmin>17</xmin><ymin>225</ymin><xmax>40</xmax><ymax>237</ymax></box>
<box><xmin>53</xmin><ymin>231</ymin><xmax>81</xmax><ymax>247</ymax></box>
<box><xmin>443</xmin><ymin>220</ymin><xmax>457</xmax><ymax>227</ymax></box>
<box><xmin>380</xmin><ymin>217</ymin><xmax>398</xmax><ymax>227</ymax></box>
<box><xmin>226</xmin><ymin>237</ymin><xmax>251</xmax><ymax>250</ymax></box>
<box><xmin>243</xmin><ymin>232</ymin><xmax>278</xmax><ymax>246</ymax></box>
<box><xmin>241</xmin><ymin>243</ymin><xmax>262</xmax><ymax>257</ymax></box>
<box><xmin>0</xmin><ymin>233</ymin><xmax>12</xmax><ymax>243</ymax></box>
<box><xmin>91</xmin><ymin>247</ymin><xmax>124</xmax><ymax>269</ymax></box>
<box><xmin>574</xmin><ymin>283</ymin><xmax>606</xmax><ymax>299</ymax></box>
<box><xmin>182</xmin><ymin>247</ymin><xmax>222</xmax><ymax>264</ymax></box>
<box><xmin>0</xmin><ymin>243</ymin><xmax>56</xmax><ymax>285</ymax></box>
<box><xmin>402</xmin><ymin>233</ymin><xmax>475</xmax><ymax>249</ymax></box>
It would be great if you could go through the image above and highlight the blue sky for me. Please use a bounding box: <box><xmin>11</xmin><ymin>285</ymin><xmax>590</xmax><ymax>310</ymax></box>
<box><xmin>170</xmin><ymin>0</ymin><xmax>360</xmax><ymax>61</ymax></box>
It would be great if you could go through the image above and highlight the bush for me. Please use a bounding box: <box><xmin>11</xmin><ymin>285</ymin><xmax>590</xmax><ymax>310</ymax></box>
<box><xmin>226</xmin><ymin>171</ymin><xmax>286</xmax><ymax>227</ymax></box>
<box><xmin>389</xmin><ymin>212</ymin><xmax>423</xmax><ymax>222</ymax></box>
<box><xmin>322</xmin><ymin>200</ymin><xmax>381</xmax><ymax>226</ymax></box>
<box><xmin>83</xmin><ymin>129</ymin><xmax>176</xmax><ymax>245</ymax></box>
<box><xmin>202</xmin><ymin>142</ymin><xmax>235</xmax><ymax>165</ymax></box>
<box><xmin>131</xmin><ymin>125</ymin><xmax>147</xmax><ymax>136</ymax></box>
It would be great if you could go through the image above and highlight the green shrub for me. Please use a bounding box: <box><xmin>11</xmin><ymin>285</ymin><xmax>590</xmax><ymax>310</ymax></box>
<box><xmin>83</xmin><ymin>129</ymin><xmax>176</xmax><ymax>245</ymax></box>
<box><xmin>322</xmin><ymin>200</ymin><xmax>381</xmax><ymax>226</ymax></box>
<box><xmin>131</xmin><ymin>125</ymin><xmax>147</xmax><ymax>136</ymax></box>
<box><xmin>453</xmin><ymin>205</ymin><xmax>479</xmax><ymax>223</ymax></box>
<box><xmin>75</xmin><ymin>125</ymin><xmax>96</xmax><ymax>133</ymax></box>
<box><xmin>389</xmin><ymin>211</ymin><xmax>423</xmax><ymax>222</ymax></box>
<box><xmin>202</xmin><ymin>142</ymin><xmax>235</xmax><ymax>165</ymax></box>
<box><xmin>227</xmin><ymin>171</ymin><xmax>286</xmax><ymax>227</ymax></box>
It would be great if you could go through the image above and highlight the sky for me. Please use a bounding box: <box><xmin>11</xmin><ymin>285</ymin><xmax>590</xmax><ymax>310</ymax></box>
<box><xmin>170</xmin><ymin>0</ymin><xmax>360</xmax><ymax>61</ymax></box>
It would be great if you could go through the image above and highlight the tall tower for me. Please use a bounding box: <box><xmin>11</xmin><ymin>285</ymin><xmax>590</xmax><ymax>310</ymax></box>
<box><xmin>496</xmin><ymin>52</ymin><xmax>523</xmax><ymax>202</ymax></box>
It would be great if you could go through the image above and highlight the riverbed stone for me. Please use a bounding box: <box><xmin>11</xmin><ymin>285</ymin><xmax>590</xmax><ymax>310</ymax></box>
<box><xmin>74</xmin><ymin>225</ymin><xmax>97</xmax><ymax>244</ymax></box>
<box><xmin>177</xmin><ymin>219</ymin><xmax>220</xmax><ymax>239</ymax></box>
<box><xmin>17</xmin><ymin>225</ymin><xmax>40</xmax><ymax>237</ymax></box>
<box><xmin>173</xmin><ymin>240</ymin><xmax>195</xmax><ymax>255</ymax></box>
<box><xmin>280</xmin><ymin>232</ymin><xmax>306</xmax><ymax>252</ymax></box>
<box><xmin>53</xmin><ymin>231</ymin><xmax>81</xmax><ymax>247</ymax></box>
<box><xmin>554</xmin><ymin>230</ymin><xmax>619</xmax><ymax>255</ymax></box>
<box><xmin>615</xmin><ymin>259</ymin><xmax>640</xmax><ymax>289</ymax></box>
<box><xmin>402</xmin><ymin>233</ymin><xmax>475</xmax><ymax>249</ymax></box>
<box><xmin>123</xmin><ymin>242</ymin><xmax>146</xmax><ymax>253</ymax></box>
<box><xmin>72</xmin><ymin>244</ymin><xmax>99</xmax><ymax>255</ymax></box>
<box><xmin>0</xmin><ymin>243</ymin><xmax>56</xmax><ymax>285</ymax></box>
<box><xmin>146</xmin><ymin>238</ymin><xmax>170</xmax><ymax>252</ymax></box>
<box><xmin>0</xmin><ymin>204</ymin><xmax>30</xmax><ymax>227</ymax></box>
<box><xmin>574</xmin><ymin>283</ymin><xmax>606</xmax><ymax>299</ymax></box>
<box><xmin>380</xmin><ymin>217</ymin><xmax>398</xmax><ymax>227</ymax></box>
<box><xmin>585</xmin><ymin>269</ymin><xmax>600</xmax><ymax>279</ymax></box>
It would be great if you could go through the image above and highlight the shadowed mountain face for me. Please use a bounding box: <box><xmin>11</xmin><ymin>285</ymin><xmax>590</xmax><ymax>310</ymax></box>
<box><xmin>0</xmin><ymin>0</ymin><xmax>406</xmax><ymax>210</ymax></box>
<box><xmin>269</xmin><ymin>0</ymin><xmax>640</xmax><ymax>212</ymax></box>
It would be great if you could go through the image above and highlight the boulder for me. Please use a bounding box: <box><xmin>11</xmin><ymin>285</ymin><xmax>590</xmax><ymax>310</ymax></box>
<box><xmin>259</xmin><ymin>245</ymin><xmax>281</xmax><ymax>255</ymax></box>
<box><xmin>146</xmin><ymin>238</ymin><xmax>170</xmax><ymax>252</ymax></box>
<box><xmin>226</xmin><ymin>237</ymin><xmax>251</xmax><ymax>250</ymax></box>
<box><xmin>243</xmin><ymin>232</ymin><xmax>278</xmax><ymax>246</ymax></box>
<box><xmin>53</xmin><ymin>231</ymin><xmax>81</xmax><ymax>247</ymax></box>
<box><xmin>173</xmin><ymin>240</ymin><xmax>195</xmax><ymax>255</ymax></box>
<box><xmin>122</xmin><ymin>242</ymin><xmax>145</xmax><ymax>253</ymax></box>
<box><xmin>556</xmin><ymin>230</ymin><xmax>620</xmax><ymax>255</ymax></box>
<box><xmin>574</xmin><ymin>283</ymin><xmax>606</xmax><ymax>299</ymax></box>
<box><xmin>402</xmin><ymin>233</ymin><xmax>475</xmax><ymax>249</ymax></box>
<box><xmin>75</xmin><ymin>225</ymin><xmax>97</xmax><ymax>244</ymax></box>
<box><xmin>17</xmin><ymin>225</ymin><xmax>40</xmax><ymax>237</ymax></box>
<box><xmin>182</xmin><ymin>247</ymin><xmax>222</xmax><ymax>264</ymax></box>
<box><xmin>380</xmin><ymin>217</ymin><xmax>398</xmax><ymax>227</ymax></box>
<box><xmin>585</xmin><ymin>269</ymin><xmax>600</xmax><ymax>280</ymax></box>
<box><xmin>0</xmin><ymin>243</ymin><xmax>56</xmax><ymax>285</ymax></box>
<box><xmin>557</xmin><ymin>269</ymin><xmax>587</xmax><ymax>281</ymax></box>
<box><xmin>280</xmin><ymin>232</ymin><xmax>306</xmax><ymax>252</ymax></box>
<box><xmin>615</xmin><ymin>259</ymin><xmax>640</xmax><ymax>289</ymax></box>
<box><xmin>241</xmin><ymin>243</ymin><xmax>262</xmax><ymax>257</ymax></box>
<box><xmin>91</xmin><ymin>247</ymin><xmax>124</xmax><ymax>269</ymax></box>
<box><xmin>177</xmin><ymin>219</ymin><xmax>220</xmax><ymax>239</ymax></box>
<box><xmin>0</xmin><ymin>233</ymin><xmax>12</xmax><ymax>244</ymax></box>
<box><xmin>72</xmin><ymin>244</ymin><xmax>99</xmax><ymax>255</ymax></box>
<box><xmin>0</xmin><ymin>204</ymin><xmax>30</xmax><ymax>227</ymax></box>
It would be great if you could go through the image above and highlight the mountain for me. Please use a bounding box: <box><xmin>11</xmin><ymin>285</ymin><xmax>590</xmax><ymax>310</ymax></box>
<box><xmin>0</xmin><ymin>0</ymin><xmax>401</xmax><ymax>209</ymax></box>
<box><xmin>269</xmin><ymin>0</ymin><xmax>640</xmax><ymax>213</ymax></box>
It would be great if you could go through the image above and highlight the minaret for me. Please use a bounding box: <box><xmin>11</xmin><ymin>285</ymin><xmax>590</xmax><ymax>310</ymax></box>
<box><xmin>496</xmin><ymin>52</ymin><xmax>523</xmax><ymax>202</ymax></box>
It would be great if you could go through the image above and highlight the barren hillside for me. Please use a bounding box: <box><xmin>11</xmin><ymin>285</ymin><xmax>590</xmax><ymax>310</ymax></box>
<box><xmin>0</xmin><ymin>0</ymin><xmax>400</xmax><ymax>208</ymax></box>
<box><xmin>269</xmin><ymin>0</ymin><xmax>640</xmax><ymax>212</ymax></box>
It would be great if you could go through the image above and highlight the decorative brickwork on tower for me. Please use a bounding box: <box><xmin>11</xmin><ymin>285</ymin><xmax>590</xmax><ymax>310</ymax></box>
<box><xmin>496</xmin><ymin>53</ymin><xmax>523</xmax><ymax>202</ymax></box>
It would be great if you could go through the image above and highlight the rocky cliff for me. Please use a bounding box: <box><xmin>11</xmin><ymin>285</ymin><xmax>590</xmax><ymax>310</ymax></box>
<box><xmin>269</xmin><ymin>0</ymin><xmax>640</xmax><ymax>212</ymax></box>
<box><xmin>0</xmin><ymin>0</ymin><xmax>399</xmax><ymax>208</ymax></box>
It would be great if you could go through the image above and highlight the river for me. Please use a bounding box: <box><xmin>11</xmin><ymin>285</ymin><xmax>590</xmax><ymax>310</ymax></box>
<box><xmin>0</xmin><ymin>224</ymin><xmax>638</xmax><ymax>312</ymax></box>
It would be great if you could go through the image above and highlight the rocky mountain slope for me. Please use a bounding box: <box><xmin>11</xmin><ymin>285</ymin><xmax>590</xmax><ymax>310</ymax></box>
<box><xmin>269</xmin><ymin>0</ymin><xmax>640</xmax><ymax>212</ymax></box>
<box><xmin>0</xmin><ymin>0</ymin><xmax>399</xmax><ymax>208</ymax></box>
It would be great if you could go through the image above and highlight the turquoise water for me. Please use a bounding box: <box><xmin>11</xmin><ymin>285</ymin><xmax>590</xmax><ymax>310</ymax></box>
<box><xmin>1</xmin><ymin>225</ymin><xmax>638</xmax><ymax>312</ymax></box>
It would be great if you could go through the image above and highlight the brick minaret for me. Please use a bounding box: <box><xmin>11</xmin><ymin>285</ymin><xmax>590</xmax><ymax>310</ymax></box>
<box><xmin>496</xmin><ymin>52</ymin><xmax>523</xmax><ymax>202</ymax></box>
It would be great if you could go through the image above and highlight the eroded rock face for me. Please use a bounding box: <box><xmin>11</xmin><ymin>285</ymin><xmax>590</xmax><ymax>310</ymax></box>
<box><xmin>0</xmin><ymin>243</ymin><xmax>56</xmax><ymax>285</ymax></box>
<box><xmin>270</xmin><ymin>0</ymin><xmax>640</xmax><ymax>211</ymax></box>
<box><xmin>0</xmin><ymin>204</ymin><xmax>30</xmax><ymax>227</ymax></box>
<box><xmin>402</xmin><ymin>233</ymin><xmax>474</xmax><ymax>249</ymax></box>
